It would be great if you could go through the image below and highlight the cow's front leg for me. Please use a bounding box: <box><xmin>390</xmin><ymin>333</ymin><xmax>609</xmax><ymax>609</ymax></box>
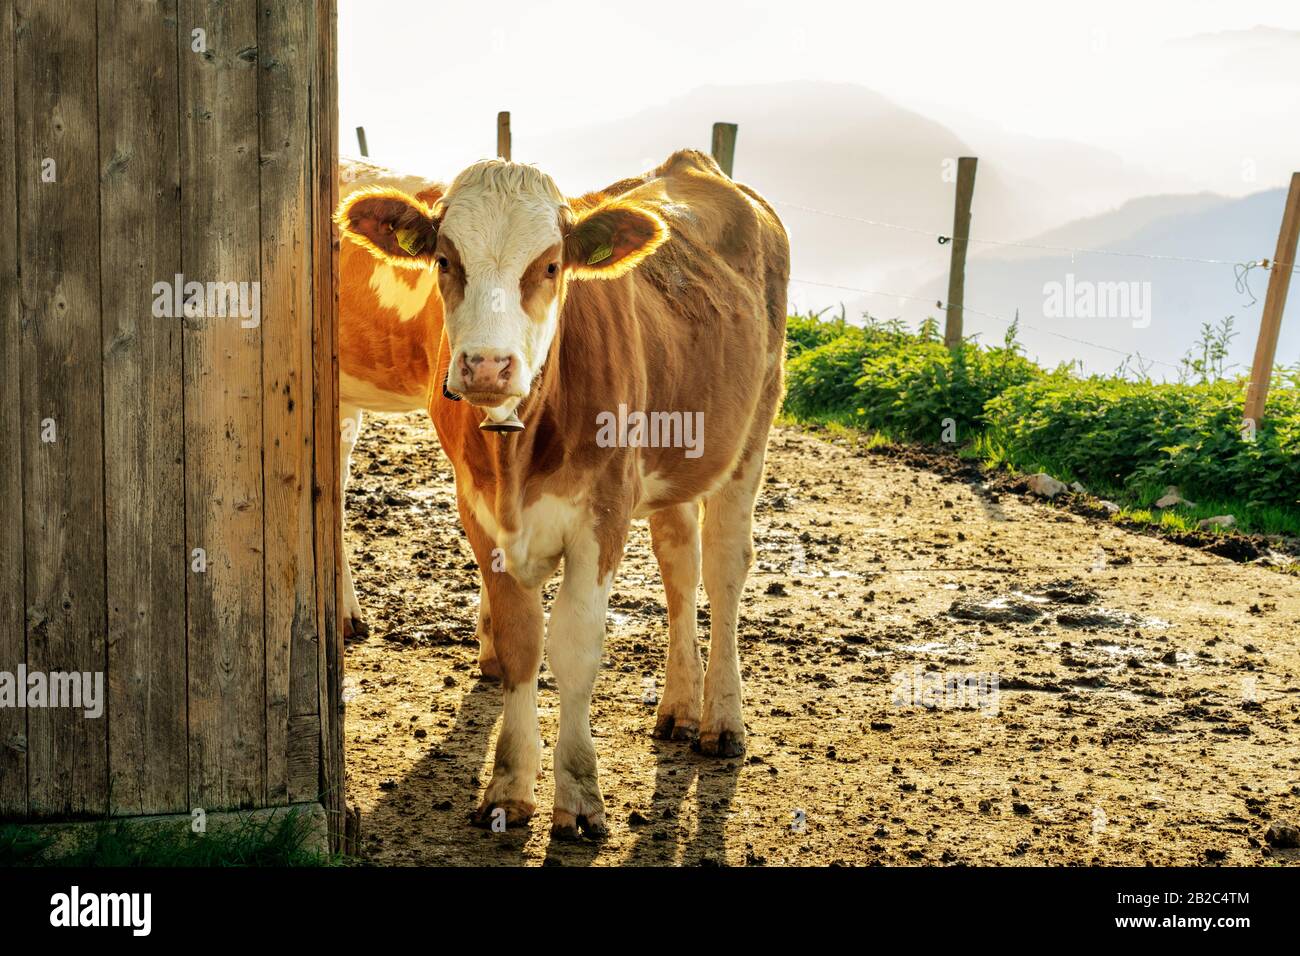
<box><xmin>472</xmin><ymin>575</ymin><xmax>543</xmax><ymax>828</ymax></box>
<box><xmin>474</xmin><ymin>582</ymin><xmax>502</xmax><ymax>680</ymax></box>
<box><xmin>460</xmin><ymin>508</ymin><xmax>544</xmax><ymax>828</ymax></box>
<box><xmin>547</xmin><ymin>528</ymin><xmax>624</xmax><ymax>840</ymax></box>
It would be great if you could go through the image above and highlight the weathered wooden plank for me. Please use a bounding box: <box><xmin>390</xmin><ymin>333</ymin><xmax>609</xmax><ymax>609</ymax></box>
<box><xmin>15</xmin><ymin>0</ymin><xmax>109</xmax><ymax>816</ymax></box>
<box><xmin>0</xmin><ymin>0</ymin><xmax>27</xmax><ymax>817</ymax></box>
<box><xmin>99</xmin><ymin>0</ymin><xmax>188</xmax><ymax>817</ymax></box>
<box><xmin>310</xmin><ymin>0</ymin><xmax>345</xmax><ymax>847</ymax></box>
<box><xmin>286</xmin><ymin>713</ymin><xmax>320</xmax><ymax>803</ymax></box>
<box><xmin>179</xmin><ymin>0</ymin><xmax>266</xmax><ymax>810</ymax></box>
<box><xmin>258</xmin><ymin>0</ymin><xmax>319</xmax><ymax>806</ymax></box>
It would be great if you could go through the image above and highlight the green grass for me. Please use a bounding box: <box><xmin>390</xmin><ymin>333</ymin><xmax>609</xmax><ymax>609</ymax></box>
<box><xmin>0</xmin><ymin>808</ymin><xmax>340</xmax><ymax>867</ymax></box>
<box><xmin>781</xmin><ymin>310</ymin><xmax>1300</xmax><ymax>540</ymax></box>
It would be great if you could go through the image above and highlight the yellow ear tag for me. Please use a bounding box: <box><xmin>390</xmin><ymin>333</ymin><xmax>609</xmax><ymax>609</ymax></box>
<box><xmin>395</xmin><ymin>226</ymin><xmax>425</xmax><ymax>256</ymax></box>
<box><xmin>586</xmin><ymin>242</ymin><xmax>613</xmax><ymax>265</ymax></box>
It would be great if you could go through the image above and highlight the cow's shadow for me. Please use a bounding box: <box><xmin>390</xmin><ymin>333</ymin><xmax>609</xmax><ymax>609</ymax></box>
<box><xmin>366</xmin><ymin>671</ymin><xmax>536</xmax><ymax>865</ymax></box>
<box><xmin>620</xmin><ymin>739</ymin><xmax>742</xmax><ymax>866</ymax></box>
<box><xmin>366</xmin><ymin>669</ymin><xmax>741</xmax><ymax>866</ymax></box>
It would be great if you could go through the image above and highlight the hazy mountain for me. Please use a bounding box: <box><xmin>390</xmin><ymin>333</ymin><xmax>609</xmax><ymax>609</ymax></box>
<box><xmin>368</xmin><ymin>77</ymin><xmax>1295</xmax><ymax>381</ymax></box>
<box><xmin>524</xmin><ymin>81</ymin><xmax>1163</xmax><ymax>300</ymax></box>
<box><xmin>896</xmin><ymin>188</ymin><xmax>1298</xmax><ymax>378</ymax></box>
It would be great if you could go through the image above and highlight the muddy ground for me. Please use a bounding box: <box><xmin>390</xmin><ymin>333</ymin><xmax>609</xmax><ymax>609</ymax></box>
<box><xmin>343</xmin><ymin>412</ymin><xmax>1300</xmax><ymax>866</ymax></box>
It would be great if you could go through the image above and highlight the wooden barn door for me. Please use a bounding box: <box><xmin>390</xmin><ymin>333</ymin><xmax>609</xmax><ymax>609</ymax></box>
<box><xmin>0</xmin><ymin>0</ymin><xmax>344</xmax><ymax>848</ymax></box>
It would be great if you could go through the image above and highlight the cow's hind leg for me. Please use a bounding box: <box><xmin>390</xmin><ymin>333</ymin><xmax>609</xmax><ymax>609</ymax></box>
<box><xmin>340</xmin><ymin>403</ymin><xmax>368</xmax><ymax>638</ymax></box>
<box><xmin>548</xmin><ymin>527</ymin><xmax>625</xmax><ymax>839</ymax></box>
<box><xmin>648</xmin><ymin>501</ymin><xmax>703</xmax><ymax>742</ymax></box>
<box><xmin>699</xmin><ymin>418</ymin><xmax>773</xmax><ymax>757</ymax></box>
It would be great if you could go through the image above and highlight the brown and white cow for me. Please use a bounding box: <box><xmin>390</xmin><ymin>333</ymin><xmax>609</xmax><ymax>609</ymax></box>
<box><xmin>337</xmin><ymin>149</ymin><xmax>789</xmax><ymax>838</ymax></box>
<box><xmin>338</xmin><ymin>161</ymin><xmax>444</xmax><ymax>639</ymax></box>
<box><xmin>338</xmin><ymin>160</ymin><xmax>503</xmax><ymax>675</ymax></box>
<box><xmin>337</xmin><ymin>160</ymin><xmax>445</xmax><ymax>638</ymax></box>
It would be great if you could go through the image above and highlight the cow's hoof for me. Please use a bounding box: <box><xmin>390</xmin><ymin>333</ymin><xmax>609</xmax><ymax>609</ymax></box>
<box><xmin>652</xmin><ymin>713</ymin><xmax>698</xmax><ymax>742</ymax></box>
<box><xmin>470</xmin><ymin>799</ymin><xmax>534</xmax><ymax>829</ymax></box>
<box><xmin>343</xmin><ymin>615</ymin><xmax>369</xmax><ymax>639</ymax></box>
<box><xmin>478</xmin><ymin>656</ymin><xmax>503</xmax><ymax>681</ymax></box>
<box><xmin>551</xmin><ymin>809</ymin><xmax>608</xmax><ymax>841</ymax></box>
<box><xmin>695</xmin><ymin>729</ymin><xmax>745</xmax><ymax>758</ymax></box>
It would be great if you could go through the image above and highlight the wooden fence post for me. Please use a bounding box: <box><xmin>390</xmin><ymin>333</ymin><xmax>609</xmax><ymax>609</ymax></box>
<box><xmin>355</xmin><ymin>125</ymin><xmax>368</xmax><ymax>157</ymax></box>
<box><xmin>944</xmin><ymin>157</ymin><xmax>978</xmax><ymax>348</ymax></box>
<box><xmin>1243</xmin><ymin>171</ymin><xmax>1300</xmax><ymax>426</ymax></box>
<box><xmin>497</xmin><ymin>111</ymin><xmax>511</xmax><ymax>161</ymax></box>
<box><xmin>711</xmin><ymin>122</ymin><xmax>737</xmax><ymax>177</ymax></box>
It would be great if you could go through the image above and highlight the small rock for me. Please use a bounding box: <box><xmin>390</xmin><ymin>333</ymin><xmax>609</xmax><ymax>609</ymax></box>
<box><xmin>1070</xmin><ymin>481</ymin><xmax>1087</xmax><ymax>494</ymax></box>
<box><xmin>1026</xmin><ymin>473</ymin><xmax>1068</xmax><ymax>499</ymax></box>
<box><xmin>1265</xmin><ymin>824</ymin><xmax>1300</xmax><ymax>848</ymax></box>
<box><xmin>1197</xmin><ymin>514</ymin><xmax>1236</xmax><ymax>530</ymax></box>
<box><xmin>1155</xmin><ymin>485</ymin><xmax>1196</xmax><ymax>509</ymax></box>
<box><xmin>1097</xmin><ymin>500</ymin><xmax>1121</xmax><ymax>515</ymax></box>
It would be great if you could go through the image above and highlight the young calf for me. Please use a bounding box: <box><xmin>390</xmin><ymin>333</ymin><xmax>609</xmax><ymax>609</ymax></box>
<box><xmin>337</xmin><ymin>150</ymin><xmax>789</xmax><ymax>838</ymax></box>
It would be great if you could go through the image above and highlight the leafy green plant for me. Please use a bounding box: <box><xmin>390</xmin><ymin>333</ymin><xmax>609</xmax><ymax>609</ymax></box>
<box><xmin>784</xmin><ymin>312</ymin><xmax>1038</xmax><ymax>442</ymax></box>
<box><xmin>1178</xmin><ymin>316</ymin><xmax>1238</xmax><ymax>384</ymax></box>
<box><xmin>985</xmin><ymin>374</ymin><xmax>1300</xmax><ymax>509</ymax></box>
<box><xmin>780</xmin><ymin>309</ymin><xmax>1300</xmax><ymax>531</ymax></box>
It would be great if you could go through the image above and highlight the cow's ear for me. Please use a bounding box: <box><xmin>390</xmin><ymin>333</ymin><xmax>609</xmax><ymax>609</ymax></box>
<box><xmin>335</xmin><ymin>187</ymin><xmax>439</xmax><ymax>268</ymax></box>
<box><xmin>563</xmin><ymin>200</ymin><xmax>668</xmax><ymax>279</ymax></box>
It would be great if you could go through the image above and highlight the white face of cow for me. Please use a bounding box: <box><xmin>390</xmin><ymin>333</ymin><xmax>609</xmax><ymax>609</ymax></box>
<box><xmin>434</xmin><ymin>164</ymin><xmax>567</xmax><ymax>415</ymax></box>
<box><xmin>335</xmin><ymin>161</ymin><xmax>669</xmax><ymax>420</ymax></box>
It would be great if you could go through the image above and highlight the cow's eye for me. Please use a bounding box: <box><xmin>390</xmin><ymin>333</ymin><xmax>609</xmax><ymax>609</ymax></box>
<box><xmin>546</xmin><ymin>262</ymin><xmax>559</xmax><ymax>277</ymax></box>
<box><xmin>436</xmin><ymin>255</ymin><xmax>450</xmax><ymax>271</ymax></box>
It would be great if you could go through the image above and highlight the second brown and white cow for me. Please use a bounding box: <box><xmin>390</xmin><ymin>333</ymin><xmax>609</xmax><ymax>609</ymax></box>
<box><xmin>337</xmin><ymin>149</ymin><xmax>789</xmax><ymax>838</ymax></box>
<box><xmin>337</xmin><ymin>160</ymin><xmax>445</xmax><ymax>638</ymax></box>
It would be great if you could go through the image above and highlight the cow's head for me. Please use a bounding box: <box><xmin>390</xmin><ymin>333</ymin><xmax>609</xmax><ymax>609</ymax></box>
<box><xmin>336</xmin><ymin>161</ymin><xmax>667</xmax><ymax>422</ymax></box>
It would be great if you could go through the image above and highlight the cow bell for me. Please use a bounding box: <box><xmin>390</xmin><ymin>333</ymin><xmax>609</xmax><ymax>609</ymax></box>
<box><xmin>480</xmin><ymin>411</ymin><xmax>525</xmax><ymax>433</ymax></box>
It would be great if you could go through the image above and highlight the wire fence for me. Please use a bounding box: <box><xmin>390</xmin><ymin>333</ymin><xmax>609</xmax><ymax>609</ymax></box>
<box><xmin>772</xmin><ymin>195</ymin><xmax>1299</xmax><ymax>375</ymax></box>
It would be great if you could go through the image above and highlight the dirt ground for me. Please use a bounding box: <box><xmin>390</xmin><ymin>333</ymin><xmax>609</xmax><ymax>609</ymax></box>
<box><xmin>343</xmin><ymin>412</ymin><xmax>1300</xmax><ymax>866</ymax></box>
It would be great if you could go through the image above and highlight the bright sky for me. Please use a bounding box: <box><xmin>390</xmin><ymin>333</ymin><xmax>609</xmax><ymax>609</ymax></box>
<box><xmin>340</xmin><ymin>0</ymin><xmax>1300</xmax><ymax>196</ymax></box>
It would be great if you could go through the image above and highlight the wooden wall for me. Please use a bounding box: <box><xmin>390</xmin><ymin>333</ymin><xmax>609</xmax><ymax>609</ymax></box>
<box><xmin>0</xmin><ymin>0</ymin><xmax>343</xmax><ymax>847</ymax></box>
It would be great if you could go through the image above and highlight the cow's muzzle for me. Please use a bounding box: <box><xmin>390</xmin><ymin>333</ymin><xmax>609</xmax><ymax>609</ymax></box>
<box><xmin>443</xmin><ymin>373</ymin><xmax>524</xmax><ymax>432</ymax></box>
